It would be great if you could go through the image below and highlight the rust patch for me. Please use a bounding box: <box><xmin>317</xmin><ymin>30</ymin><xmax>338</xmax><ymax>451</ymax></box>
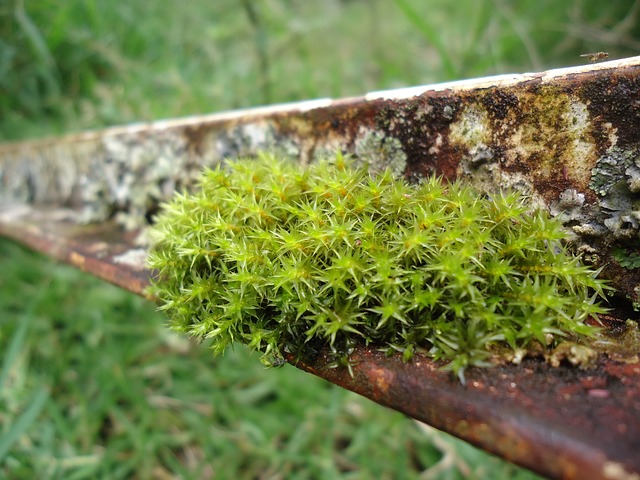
<box><xmin>0</xmin><ymin>207</ymin><xmax>151</xmax><ymax>297</ymax></box>
<box><xmin>292</xmin><ymin>347</ymin><xmax>640</xmax><ymax>480</ymax></box>
<box><xmin>69</xmin><ymin>251</ymin><xmax>85</xmax><ymax>269</ymax></box>
<box><xmin>370</xmin><ymin>365</ymin><xmax>393</xmax><ymax>396</ymax></box>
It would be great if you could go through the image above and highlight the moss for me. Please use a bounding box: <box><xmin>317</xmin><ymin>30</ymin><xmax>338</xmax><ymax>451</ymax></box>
<box><xmin>147</xmin><ymin>153</ymin><xmax>609</xmax><ymax>382</ymax></box>
<box><xmin>612</xmin><ymin>246</ymin><xmax>640</xmax><ymax>270</ymax></box>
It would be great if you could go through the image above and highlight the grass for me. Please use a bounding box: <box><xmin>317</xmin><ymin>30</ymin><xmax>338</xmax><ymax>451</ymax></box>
<box><xmin>0</xmin><ymin>240</ymin><xmax>541</xmax><ymax>479</ymax></box>
<box><xmin>1</xmin><ymin>0</ymin><xmax>639</xmax><ymax>478</ymax></box>
<box><xmin>2</xmin><ymin>0</ymin><xmax>638</xmax><ymax>140</ymax></box>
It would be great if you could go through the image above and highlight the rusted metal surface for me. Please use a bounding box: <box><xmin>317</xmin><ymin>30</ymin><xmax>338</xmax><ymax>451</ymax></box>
<box><xmin>291</xmin><ymin>347</ymin><xmax>640</xmax><ymax>480</ymax></box>
<box><xmin>0</xmin><ymin>206</ymin><xmax>149</xmax><ymax>296</ymax></box>
<box><xmin>2</xmin><ymin>57</ymin><xmax>640</xmax><ymax>479</ymax></box>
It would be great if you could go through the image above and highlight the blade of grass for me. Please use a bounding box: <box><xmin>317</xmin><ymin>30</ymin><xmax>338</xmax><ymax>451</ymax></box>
<box><xmin>0</xmin><ymin>386</ymin><xmax>49</xmax><ymax>462</ymax></box>
<box><xmin>13</xmin><ymin>0</ymin><xmax>55</xmax><ymax>68</ymax></box>
<box><xmin>491</xmin><ymin>0</ymin><xmax>543</xmax><ymax>71</ymax></box>
<box><xmin>0</xmin><ymin>315</ymin><xmax>29</xmax><ymax>392</ymax></box>
<box><xmin>393</xmin><ymin>0</ymin><xmax>457</xmax><ymax>79</ymax></box>
<box><xmin>460</xmin><ymin>0</ymin><xmax>500</xmax><ymax>75</ymax></box>
<box><xmin>0</xmin><ymin>272</ymin><xmax>48</xmax><ymax>391</ymax></box>
<box><xmin>241</xmin><ymin>0</ymin><xmax>272</xmax><ymax>104</ymax></box>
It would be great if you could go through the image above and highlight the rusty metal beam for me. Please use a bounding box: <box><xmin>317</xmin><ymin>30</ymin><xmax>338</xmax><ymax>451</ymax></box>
<box><xmin>0</xmin><ymin>206</ymin><xmax>149</xmax><ymax>296</ymax></box>
<box><xmin>2</xmin><ymin>57</ymin><xmax>640</xmax><ymax>479</ymax></box>
<box><xmin>293</xmin><ymin>347</ymin><xmax>640</xmax><ymax>480</ymax></box>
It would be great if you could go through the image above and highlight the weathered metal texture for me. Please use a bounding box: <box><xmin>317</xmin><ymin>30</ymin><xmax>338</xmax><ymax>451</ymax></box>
<box><xmin>2</xmin><ymin>57</ymin><xmax>640</xmax><ymax>479</ymax></box>
<box><xmin>0</xmin><ymin>206</ymin><xmax>149</xmax><ymax>297</ymax></box>
<box><xmin>292</xmin><ymin>346</ymin><xmax>640</xmax><ymax>480</ymax></box>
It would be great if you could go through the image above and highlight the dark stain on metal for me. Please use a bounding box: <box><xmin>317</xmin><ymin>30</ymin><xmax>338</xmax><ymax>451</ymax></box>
<box><xmin>384</xmin><ymin>94</ymin><xmax>466</xmax><ymax>181</ymax></box>
<box><xmin>481</xmin><ymin>89</ymin><xmax>520</xmax><ymax>120</ymax></box>
<box><xmin>182</xmin><ymin>124</ymin><xmax>210</xmax><ymax>157</ymax></box>
<box><xmin>583</xmin><ymin>72</ymin><xmax>640</xmax><ymax>146</ymax></box>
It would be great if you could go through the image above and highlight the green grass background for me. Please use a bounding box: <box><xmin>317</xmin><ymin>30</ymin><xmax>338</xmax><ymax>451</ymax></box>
<box><xmin>1</xmin><ymin>1</ymin><xmax>638</xmax><ymax>478</ymax></box>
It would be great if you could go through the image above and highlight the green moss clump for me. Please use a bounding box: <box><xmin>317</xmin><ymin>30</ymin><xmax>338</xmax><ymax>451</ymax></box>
<box><xmin>147</xmin><ymin>153</ymin><xmax>608</xmax><ymax>381</ymax></box>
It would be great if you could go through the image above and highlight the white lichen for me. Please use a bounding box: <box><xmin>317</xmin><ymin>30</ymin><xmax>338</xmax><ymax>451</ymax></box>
<box><xmin>353</xmin><ymin>128</ymin><xmax>407</xmax><ymax>177</ymax></box>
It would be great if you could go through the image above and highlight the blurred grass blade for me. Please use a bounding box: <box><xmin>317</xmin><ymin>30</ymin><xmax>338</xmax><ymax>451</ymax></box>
<box><xmin>492</xmin><ymin>0</ymin><xmax>542</xmax><ymax>71</ymax></box>
<box><xmin>0</xmin><ymin>387</ymin><xmax>49</xmax><ymax>462</ymax></box>
<box><xmin>393</xmin><ymin>0</ymin><xmax>457</xmax><ymax>79</ymax></box>
<box><xmin>0</xmin><ymin>314</ymin><xmax>29</xmax><ymax>391</ymax></box>
<box><xmin>461</xmin><ymin>0</ymin><xmax>498</xmax><ymax>74</ymax></box>
<box><xmin>0</xmin><ymin>273</ymin><xmax>48</xmax><ymax>391</ymax></box>
<box><xmin>0</xmin><ymin>39</ymin><xmax>15</xmax><ymax>79</ymax></box>
<box><xmin>13</xmin><ymin>2</ymin><xmax>55</xmax><ymax>67</ymax></box>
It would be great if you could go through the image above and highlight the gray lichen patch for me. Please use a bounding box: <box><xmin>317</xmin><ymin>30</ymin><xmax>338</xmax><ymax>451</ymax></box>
<box><xmin>0</xmin><ymin>141</ymin><xmax>90</xmax><ymax>207</ymax></box>
<box><xmin>448</xmin><ymin>105</ymin><xmax>491</xmax><ymax>147</ymax></box>
<box><xmin>0</xmin><ymin>129</ymin><xmax>207</xmax><ymax>231</ymax></box>
<box><xmin>458</xmin><ymin>149</ymin><xmax>544</xmax><ymax>207</ymax></box>
<box><xmin>89</xmin><ymin>122</ymin><xmax>306</xmax><ymax>230</ymax></box>
<box><xmin>589</xmin><ymin>146</ymin><xmax>638</xmax><ymax>196</ymax></box>
<box><xmin>216</xmin><ymin>122</ymin><xmax>301</xmax><ymax>162</ymax></box>
<box><xmin>589</xmin><ymin>145</ymin><xmax>640</xmax><ymax>242</ymax></box>
<box><xmin>353</xmin><ymin>127</ymin><xmax>407</xmax><ymax>177</ymax></box>
<box><xmin>0</xmin><ymin>120</ymin><xmax>307</xmax><ymax>232</ymax></box>
<box><xmin>550</xmin><ymin>188</ymin><xmax>586</xmax><ymax>222</ymax></box>
<box><xmin>79</xmin><ymin>130</ymin><xmax>204</xmax><ymax>229</ymax></box>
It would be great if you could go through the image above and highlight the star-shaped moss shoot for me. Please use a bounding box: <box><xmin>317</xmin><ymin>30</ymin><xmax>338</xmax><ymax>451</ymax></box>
<box><xmin>147</xmin><ymin>153</ymin><xmax>608</xmax><ymax>382</ymax></box>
